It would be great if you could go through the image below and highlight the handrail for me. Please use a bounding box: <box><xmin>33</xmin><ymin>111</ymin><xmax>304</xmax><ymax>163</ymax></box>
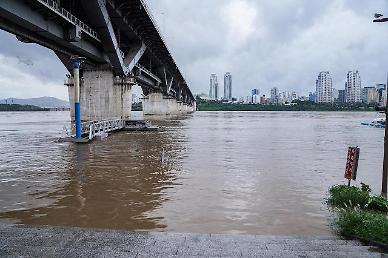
<box><xmin>71</xmin><ymin>119</ymin><xmax>125</xmax><ymax>140</ymax></box>
<box><xmin>35</xmin><ymin>0</ymin><xmax>100</xmax><ymax>42</ymax></box>
<box><xmin>135</xmin><ymin>64</ymin><xmax>162</xmax><ymax>84</ymax></box>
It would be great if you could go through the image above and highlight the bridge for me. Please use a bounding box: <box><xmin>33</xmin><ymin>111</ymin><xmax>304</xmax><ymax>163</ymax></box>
<box><xmin>0</xmin><ymin>0</ymin><xmax>196</xmax><ymax>139</ymax></box>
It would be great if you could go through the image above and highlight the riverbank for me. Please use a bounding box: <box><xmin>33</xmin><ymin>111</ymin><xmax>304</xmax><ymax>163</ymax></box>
<box><xmin>197</xmin><ymin>100</ymin><xmax>376</xmax><ymax>112</ymax></box>
<box><xmin>327</xmin><ymin>184</ymin><xmax>388</xmax><ymax>246</ymax></box>
<box><xmin>0</xmin><ymin>223</ymin><xmax>384</xmax><ymax>257</ymax></box>
<box><xmin>0</xmin><ymin>104</ymin><xmax>49</xmax><ymax>112</ymax></box>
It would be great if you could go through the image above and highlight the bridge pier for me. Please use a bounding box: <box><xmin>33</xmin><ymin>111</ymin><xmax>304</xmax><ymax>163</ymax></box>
<box><xmin>67</xmin><ymin>70</ymin><xmax>133</xmax><ymax>122</ymax></box>
<box><xmin>142</xmin><ymin>93</ymin><xmax>195</xmax><ymax>116</ymax></box>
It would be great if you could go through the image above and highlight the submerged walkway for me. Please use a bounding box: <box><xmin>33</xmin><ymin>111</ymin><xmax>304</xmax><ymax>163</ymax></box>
<box><xmin>0</xmin><ymin>224</ymin><xmax>386</xmax><ymax>257</ymax></box>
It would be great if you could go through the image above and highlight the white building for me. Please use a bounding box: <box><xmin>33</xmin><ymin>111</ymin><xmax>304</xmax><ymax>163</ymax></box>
<box><xmin>224</xmin><ymin>72</ymin><xmax>232</xmax><ymax>101</ymax></box>
<box><xmin>132</xmin><ymin>93</ymin><xmax>140</xmax><ymax>104</ymax></box>
<box><xmin>316</xmin><ymin>72</ymin><xmax>333</xmax><ymax>103</ymax></box>
<box><xmin>279</xmin><ymin>92</ymin><xmax>288</xmax><ymax>104</ymax></box>
<box><xmin>252</xmin><ymin>95</ymin><xmax>260</xmax><ymax>104</ymax></box>
<box><xmin>245</xmin><ymin>96</ymin><xmax>252</xmax><ymax>104</ymax></box>
<box><xmin>209</xmin><ymin>74</ymin><xmax>219</xmax><ymax>100</ymax></box>
<box><xmin>345</xmin><ymin>71</ymin><xmax>361</xmax><ymax>103</ymax></box>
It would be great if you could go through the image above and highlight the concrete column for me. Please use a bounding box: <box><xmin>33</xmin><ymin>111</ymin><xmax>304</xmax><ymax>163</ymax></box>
<box><xmin>142</xmin><ymin>93</ymin><xmax>166</xmax><ymax>116</ymax></box>
<box><xmin>143</xmin><ymin>93</ymin><xmax>195</xmax><ymax>116</ymax></box>
<box><xmin>121</xmin><ymin>85</ymin><xmax>132</xmax><ymax>119</ymax></box>
<box><xmin>67</xmin><ymin>70</ymin><xmax>132</xmax><ymax>122</ymax></box>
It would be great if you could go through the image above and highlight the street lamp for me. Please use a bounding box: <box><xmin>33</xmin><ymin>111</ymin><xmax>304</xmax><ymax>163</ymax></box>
<box><xmin>373</xmin><ymin>13</ymin><xmax>388</xmax><ymax>197</ymax></box>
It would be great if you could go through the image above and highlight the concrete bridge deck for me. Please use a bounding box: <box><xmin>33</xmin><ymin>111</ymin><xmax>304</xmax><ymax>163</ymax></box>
<box><xmin>0</xmin><ymin>224</ymin><xmax>386</xmax><ymax>257</ymax></box>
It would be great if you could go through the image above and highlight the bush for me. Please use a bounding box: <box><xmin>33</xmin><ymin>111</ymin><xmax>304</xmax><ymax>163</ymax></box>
<box><xmin>367</xmin><ymin>196</ymin><xmax>388</xmax><ymax>213</ymax></box>
<box><xmin>361</xmin><ymin>182</ymin><xmax>371</xmax><ymax>193</ymax></box>
<box><xmin>328</xmin><ymin>183</ymin><xmax>388</xmax><ymax>245</ymax></box>
<box><xmin>328</xmin><ymin>185</ymin><xmax>370</xmax><ymax>209</ymax></box>
<box><xmin>336</xmin><ymin>208</ymin><xmax>388</xmax><ymax>244</ymax></box>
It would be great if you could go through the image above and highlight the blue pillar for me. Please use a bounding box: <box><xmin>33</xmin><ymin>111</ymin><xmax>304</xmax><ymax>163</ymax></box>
<box><xmin>73</xmin><ymin>60</ymin><xmax>81</xmax><ymax>139</ymax></box>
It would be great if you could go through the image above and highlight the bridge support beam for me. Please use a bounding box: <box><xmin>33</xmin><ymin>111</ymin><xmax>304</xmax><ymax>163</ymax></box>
<box><xmin>67</xmin><ymin>70</ymin><xmax>133</xmax><ymax>123</ymax></box>
<box><xmin>142</xmin><ymin>93</ymin><xmax>195</xmax><ymax>116</ymax></box>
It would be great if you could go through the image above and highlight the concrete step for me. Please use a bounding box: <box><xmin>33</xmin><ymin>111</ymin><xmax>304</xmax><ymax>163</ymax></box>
<box><xmin>0</xmin><ymin>224</ymin><xmax>386</xmax><ymax>257</ymax></box>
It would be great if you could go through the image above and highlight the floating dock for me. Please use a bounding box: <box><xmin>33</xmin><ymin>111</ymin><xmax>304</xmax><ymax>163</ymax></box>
<box><xmin>62</xmin><ymin>119</ymin><xmax>159</xmax><ymax>143</ymax></box>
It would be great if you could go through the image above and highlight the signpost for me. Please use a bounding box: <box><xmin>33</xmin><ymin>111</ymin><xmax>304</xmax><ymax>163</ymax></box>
<box><xmin>344</xmin><ymin>147</ymin><xmax>360</xmax><ymax>186</ymax></box>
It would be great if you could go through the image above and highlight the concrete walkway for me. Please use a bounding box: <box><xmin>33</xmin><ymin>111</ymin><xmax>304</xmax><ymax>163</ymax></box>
<box><xmin>0</xmin><ymin>224</ymin><xmax>386</xmax><ymax>257</ymax></box>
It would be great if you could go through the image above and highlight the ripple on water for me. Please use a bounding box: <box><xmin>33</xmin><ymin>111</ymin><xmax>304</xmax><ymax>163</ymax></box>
<box><xmin>0</xmin><ymin>111</ymin><xmax>384</xmax><ymax>235</ymax></box>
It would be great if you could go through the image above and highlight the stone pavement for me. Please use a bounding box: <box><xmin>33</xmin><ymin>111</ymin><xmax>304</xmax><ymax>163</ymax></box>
<box><xmin>0</xmin><ymin>223</ymin><xmax>386</xmax><ymax>257</ymax></box>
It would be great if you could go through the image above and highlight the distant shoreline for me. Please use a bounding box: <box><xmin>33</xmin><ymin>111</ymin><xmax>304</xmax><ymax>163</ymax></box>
<box><xmin>0</xmin><ymin>104</ymin><xmax>69</xmax><ymax>112</ymax></box>
<box><xmin>197</xmin><ymin>109</ymin><xmax>376</xmax><ymax>112</ymax></box>
<box><xmin>197</xmin><ymin>100</ymin><xmax>379</xmax><ymax>112</ymax></box>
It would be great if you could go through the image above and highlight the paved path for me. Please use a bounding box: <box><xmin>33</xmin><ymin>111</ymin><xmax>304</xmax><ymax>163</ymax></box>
<box><xmin>0</xmin><ymin>224</ymin><xmax>386</xmax><ymax>257</ymax></box>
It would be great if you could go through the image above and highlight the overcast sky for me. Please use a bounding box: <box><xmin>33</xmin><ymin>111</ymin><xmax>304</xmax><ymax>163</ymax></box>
<box><xmin>1</xmin><ymin>0</ymin><xmax>388</xmax><ymax>100</ymax></box>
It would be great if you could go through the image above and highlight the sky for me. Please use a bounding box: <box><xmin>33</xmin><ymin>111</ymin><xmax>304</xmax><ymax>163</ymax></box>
<box><xmin>1</xmin><ymin>0</ymin><xmax>388</xmax><ymax>100</ymax></box>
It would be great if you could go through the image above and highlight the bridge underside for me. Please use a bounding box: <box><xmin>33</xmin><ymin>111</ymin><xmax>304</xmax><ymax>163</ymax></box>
<box><xmin>0</xmin><ymin>0</ymin><xmax>195</xmax><ymax>121</ymax></box>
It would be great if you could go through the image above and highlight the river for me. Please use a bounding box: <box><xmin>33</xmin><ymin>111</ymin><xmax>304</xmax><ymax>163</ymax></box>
<box><xmin>0</xmin><ymin>111</ymin><xmax>384</xmax><ymax>235</ymax></box>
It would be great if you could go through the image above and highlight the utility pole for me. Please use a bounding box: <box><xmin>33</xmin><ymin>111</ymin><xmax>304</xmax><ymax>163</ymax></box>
<box><xmin>382</xmin><ymin>74</ymin><xmax>388</xmax><ymax>197</ymax></box>
<box><xmin>70</xmin><ymin>56</ymin><xmax>85</xmax><ymax>140</ymax></box>
<box><xmin>373</xmin><ymin>13</ymin><xmax>388</xmax><ymax>197</ymax></box>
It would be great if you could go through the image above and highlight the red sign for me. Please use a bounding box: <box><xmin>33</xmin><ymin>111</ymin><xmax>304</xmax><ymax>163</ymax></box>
<box><xmin>345</xmin><ymin>147</ymin><xmax>360</xmax><ymax>180</ymax></box>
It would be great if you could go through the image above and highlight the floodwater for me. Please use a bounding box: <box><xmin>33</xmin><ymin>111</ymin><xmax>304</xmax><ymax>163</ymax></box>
<box><xmin>0</xmin><ymin>111</ymin><xmax>384</xmax><ymax>235</ymax></box>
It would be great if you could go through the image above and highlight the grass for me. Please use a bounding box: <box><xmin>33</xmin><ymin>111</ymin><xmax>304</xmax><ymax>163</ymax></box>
<box><xmin>335</xmin><ymin>208</ymin><xmax>388</xmax><ymax>244</ymax></box>
<box><xmin>328</xmin><ymin>185</ymin><xmax>370</xmax><ymax>208</ymax></box>
<box><xmin>328</xmin><ymin>184</ymin><xmax>388</xmax><ymax>245</ymax></box>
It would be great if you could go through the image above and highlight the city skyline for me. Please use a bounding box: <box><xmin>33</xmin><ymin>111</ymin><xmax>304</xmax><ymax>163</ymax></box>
<box><xmin>214</xmin><ymin>69</ymin><xmax>386</xmax><ymax>106</ymax></box>
<box><xmin>202</xmin><ymin>68</ymin><xmax>387</xmax><ymax>101</ymax></box>
<box><xmin>2</xmin><ymin>1</ymin><xmax>388</xmax><ymax>99</ymax></box>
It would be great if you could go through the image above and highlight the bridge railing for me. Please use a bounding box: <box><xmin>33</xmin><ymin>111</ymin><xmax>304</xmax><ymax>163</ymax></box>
<box><xmin>71</xmin><ymin>119</ymin><xmax>124</xmax><ymax>140</ymax></box>
<box><xmin>36</xmin><ymin>0</ymin><xmax>100</xmax><ymax>42</ymax></box>
<box><xmin>135</xmin><ymin>64</ymin><xmax>162</xmax><ymax>84</ymax></box>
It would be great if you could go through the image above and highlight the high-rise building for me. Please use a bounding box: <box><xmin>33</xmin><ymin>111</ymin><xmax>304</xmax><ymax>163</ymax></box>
<box><xmin>337</xmin><ymin>90</ymin><xmax>346</xmax><ymax>103</ymax></box>
<box><xmin>316</xmin><ymin>72</ymin><xmax>333</xmax><ymax>103</ymax></box>
<box><xmin>376</xmin><ymin>84</ymin><xmax>386</xmax><ymax>104</ymax></box>
<box><xmin>382</xmin><ymin>90</ymin><xmax>387</xmax><ymax>106</ymax></box>
<box><xmin>224</xmin><ymin>72</ymin><xmax>232</xmax><ymax>101</ymax></box>
<box><xmin>251</xmin><ymin>89</ymin><xmax>260</xmax><ymax>103</ymax></box>
<box><xmin>345</xmin><ymin>71</ymin><xmax>361</xmax><ymax>103</ymax></box>
<box><xmin>361</xmin><ymin>87</ymin><xmax>378</xmax><ymax>104</ymax></box>
<box><xmin>270</xmin><ymin>87</ymin><xmax>279</xmax><ymax>104</ymax></box>
<box><xmin>252</xmin><ymin>95</ymin><xmax>260</xmax><ymax>104</ymax></box>
<box><xmin>209</xmin><ymin>74</ymin><xmax>219</xmax><ymax>100</ymax></box>
<box><xmin>279</xmin><ymin>92</ymin><xmax>290</xmax><ymax>104</ymax></box>
<box><xmin>251</xmin><ymin>89</ymin><xmax>259</xmax><ymax>96</ymax></box>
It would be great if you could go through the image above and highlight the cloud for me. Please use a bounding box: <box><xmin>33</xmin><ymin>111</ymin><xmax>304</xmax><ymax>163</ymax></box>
<box><xmin>147</xmin><ymin>0</ymin><xmax>388</xmax><ymax>97</ymax></box>
<box><xmin>1</xmin><ymin>0</ymin><xmax>388</xmax><ymax>99</ymax></box>
<box><xmin>0</xmin><ymin>54</ymin><xmax>68</xmax><ymax>100</ymax></box>
<box><xmin>221</xmin><ymin>0</ymin><xmax>259</xmax><ymax>51</ymax></box>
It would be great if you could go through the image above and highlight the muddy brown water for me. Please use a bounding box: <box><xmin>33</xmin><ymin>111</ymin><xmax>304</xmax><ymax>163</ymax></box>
<box><xmin>0</xmin><ymin>111</ymin><xmax>383</xmax><ymax>235</ymax></box>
